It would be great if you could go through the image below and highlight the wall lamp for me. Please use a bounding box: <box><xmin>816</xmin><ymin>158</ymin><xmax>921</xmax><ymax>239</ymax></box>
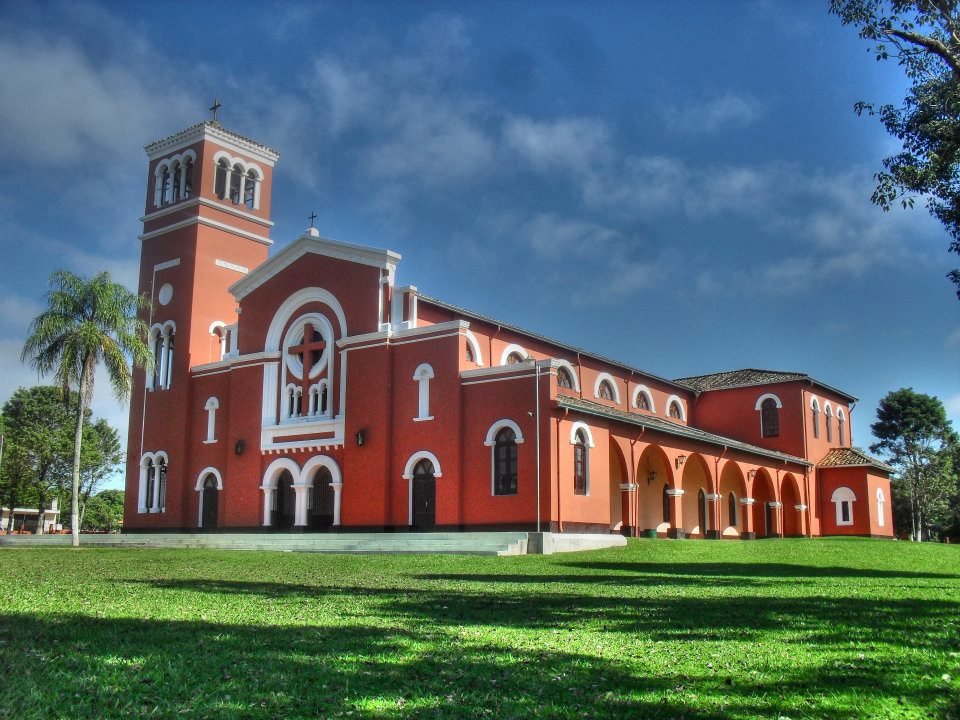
<box><xmin>356</xmin><ymin>429</ymin><xmax>366</xmax><ymax>447</ymax></box>
<box><xmin>675</xmin><ymin>454</ymin><xmax>687</xmax><ymax>469</ymax></box>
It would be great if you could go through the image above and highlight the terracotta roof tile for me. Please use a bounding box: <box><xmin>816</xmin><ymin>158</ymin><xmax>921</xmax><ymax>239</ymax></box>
<box><xmin>818</xmin><ymin>447</ymin><xmax>894</xmax><ymax>474</ymax></box>
<box><xmin>555</xmin><ymin>395</ymin><xmax>811</xmax><ymax>467</ymax></box>
<box><xmin>674</xmin><ymin>368</ymin><xmax>858</xmax><ymax>402</ymax></box>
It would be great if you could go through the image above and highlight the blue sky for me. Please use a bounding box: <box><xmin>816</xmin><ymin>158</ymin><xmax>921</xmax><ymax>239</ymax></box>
<box><xmin>0</xmin><ymin>0</ymin><xmax>957</xmax><ymax>486</ymax></box>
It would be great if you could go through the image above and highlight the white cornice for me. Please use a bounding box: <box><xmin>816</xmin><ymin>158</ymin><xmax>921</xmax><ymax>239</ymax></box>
<box><xmin>145</xmin><ymin>121</ymin><xmax>279</xmax><ymax>165</ymax></box>
<box><xmin>139</xmin><ymin>216</ymin><xmax>272</xmax><ymax>246</ymax></box>
<box><xmin>192</xmin><ymin>351</ymin><xmax>281</xmax><ymax>375</ymax></box>
<box><xmin>143</xmin><ymin>198</ymin><xmax>274</xmax><ymax>228</ymax></box>
<box><xmin>230</xmin><ymin>233</ymin><xmax>401</xmax><ymax>301</ymax></box>
<box><xmin>140</xmin><ymin>197</ymin><xmax>200</xmax><ymax>222</ymax></box>
<box><xmin>461</xmin><ymin>363</ymin><xmax>536</xmax><ymax>380</ymax></box>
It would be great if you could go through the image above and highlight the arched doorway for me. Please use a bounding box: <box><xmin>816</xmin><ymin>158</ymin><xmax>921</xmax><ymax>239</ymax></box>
<box><xmin>636</xmin><ymin>444</ymin><xmax>673</xmax><ymax>536</ymax></box>
<box><xmin>680</xmin><ymin>454</ymin><xmax>711</xmax><ymax>538</ymax></box>
<box><xmin>309</xmin><ymin>466</ymin><xmax>335</xmax><ymax>530</ymax></box>
<box><xmin>200</xmin><ymin>474</ymin><xmax>219</xmax><ymax>530</ymax></box>
<box><xmin>609</xmin><ymin>440</ymin><xmax>628</xmax><ymax>533</ymax></box>
<box><xmin>411</xmin><ymin>459</ymin><xmax>436</xmax><ymax>530</ymax></box>
<box><xmin>752</xmin><ymin>469</ymin><xmax>778</xmax><ymax>538</ymax></box>
<box><xmin>273</xmin><ymin>469</ymin><xmax>296</xmax><ymax>530</ymax></box>
<box><xmin>781</xmin><ymin>474</ymin><xmax>802</xmax><ymax>537</ymax></box>
<box><xmin>717</xmin><ymin>462</ymin><xmax>746</xmax><ymax>538</ymax></box>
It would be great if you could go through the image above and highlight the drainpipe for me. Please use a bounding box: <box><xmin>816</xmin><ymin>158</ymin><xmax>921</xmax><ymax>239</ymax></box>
<box><xmin>556</xmin><ymin>408</ymin><xmax>569</xmax><ymax>533</ymax></box>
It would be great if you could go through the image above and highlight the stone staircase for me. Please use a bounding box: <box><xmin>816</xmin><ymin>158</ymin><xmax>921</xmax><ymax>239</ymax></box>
<box><xmin>0</xmin><ymin>531</ymin><xmax>627</xmax><ymax>555</ymax></box>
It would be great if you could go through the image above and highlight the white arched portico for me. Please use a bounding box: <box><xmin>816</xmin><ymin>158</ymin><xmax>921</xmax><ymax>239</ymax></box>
<box><xmin>260</xmin><ymin>457</ymin><xmax>299</xmax><ymax>526</ymax></box>
<box><xmin>300</xmin><ymin>455</ymin><xmax>344</xmax><ymax>527</ymax></box>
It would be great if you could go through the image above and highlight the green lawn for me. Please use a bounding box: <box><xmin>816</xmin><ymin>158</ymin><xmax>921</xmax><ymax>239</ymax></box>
<box><xmin>1</xmin><ymin>539</ymin><xmax>958</xmax><ymax>719</ymax></box>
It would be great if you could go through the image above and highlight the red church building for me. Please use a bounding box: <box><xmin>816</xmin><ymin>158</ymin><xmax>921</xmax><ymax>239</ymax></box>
<box><xmin>123</xmin><ymin>119</ymin><xmax>894</xmax><ymax>540</ymax></box>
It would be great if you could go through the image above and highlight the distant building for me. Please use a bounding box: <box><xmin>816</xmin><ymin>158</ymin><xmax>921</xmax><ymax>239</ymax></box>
<box><xmin>2</xmin><ymin>499</ymin><xmax>59</xmax><ymax>534</ymax></box>
<box><xmin>124</xmin><ymin>119</ymin><xmax>894</xmax><ymax>539</ymax></box>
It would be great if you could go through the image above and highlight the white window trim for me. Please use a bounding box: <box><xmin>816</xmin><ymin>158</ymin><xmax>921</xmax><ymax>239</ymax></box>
<box><xmin>203</xmin><ymin>397</ymin><xmax>219</xmax><ymax>443</ymax></box>
<box><xmin>593</xmin><ymin>373</ymin><xmax>621</xmax><ymax>403</ymax></box>
<box><xmin>831</xmin><ymin>486</ymin><xmax>856</xmax><ymax>526</ymax></box>
<box><xmin>571</xmin><ymin>425</ymin><xmax>591</xmax><ymax>496</ymax></box>
<box><xmin>877</xmin><ymin>487</ymin><xmax>886</xmax><ymax>527</ymax></box>
<box><xmin>413</xmin><ymin>363</ymin><xmax>435</xmax><ymax>421</ymax></box>
<box><xmin>195</xmin><ymin>467</ymin><xmax>223</xmax><ymax>528</ymax></box>
<box><xmin>754</xmin><ymin>392</ymin><xmax>783</xmax><ymax>410</ymax></box>
<box><xmin>553</xmin><ymin>359</ymin><xmax>580</xmax><ymax>392</ymax></box>
<box><xmin>632</xmin><ymin>384</ymin><xmax>656</xmax><ymax>412</ymax></box>
<box><xmin>811</xmin><ymin>396</ymin><xmax>821</xmax><ymax>439</ymax></box>
<box><xmin>138</xmin><ymin>450</ymin><xmax>169</xmax><ymax>514</ymax></box>
<box><xmin>402</xmin><ymin>450</ymin><xmax>443</xmax><ymax>526</ymax></box>
<box><xmin>499</xmin><ymin>343</ymin><xmax>530</xmax><ymax>366</ymax></box>
<box><xmin>464</xmin><ymin>329</ymin><xmax>484</xmax><ymax>366</ymax></box>
<box><xmin>568</xmin><ymin>421</ymin><xmax>596</xmax><ymax>447</ymax></box>
<box><xmin>485</xmin><ymin>419</ymin><xmax>525</xmax><ymax>497</ymax></box>
<box><xmin>665</xmin><ymin>394</ymin><xmax>686</xmax><ymax>421</ymax></box>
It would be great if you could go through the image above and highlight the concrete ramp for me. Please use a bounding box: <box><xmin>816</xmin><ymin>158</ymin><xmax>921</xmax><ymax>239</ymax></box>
<box><xmin>0</xmin><ymin>531</ymin><xmax>627</xmax><ymax>555</ymax></box>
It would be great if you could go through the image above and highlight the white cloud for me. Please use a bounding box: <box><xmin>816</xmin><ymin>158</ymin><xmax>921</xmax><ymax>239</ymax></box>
<box><xmin>946</xmin><ymin>328</ymin><xmax>960</xmax><ymax>349</ymax></box>
<box><xmin>945</xmin><ymin>392</ymin><xmax>960</xmax><ymax>420</ymax></box>
<box><xmin>662</xmin><ymin>93</ymin><xmax>763</xmax><ymax>135</ymax></box>
<box><xmin>505</xmin><ymin>116</ymin><xmax>611</xmax><ymax>175</ymax></box>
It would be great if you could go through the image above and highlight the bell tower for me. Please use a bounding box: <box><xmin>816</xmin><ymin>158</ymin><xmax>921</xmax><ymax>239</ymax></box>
<box><xmin>125</xmin><ymin>111</ymin><xmax>279</xmax><ymax>528</ymax></box>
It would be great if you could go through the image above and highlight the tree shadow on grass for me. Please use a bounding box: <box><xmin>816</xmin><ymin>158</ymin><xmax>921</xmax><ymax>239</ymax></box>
<box><xmin>0</xmin><ymin>612</ymin><xmax>778</xmax><ymax>720</ymax></box>
<box><xmin>567</xmin><ymin>561</ymin><xmax>960</xmax><ymax>580</ymax></box>
<box><xmin>108</xmin><ymin>576</ymin><xmax>960</xmax><ymax>719</ymax></box>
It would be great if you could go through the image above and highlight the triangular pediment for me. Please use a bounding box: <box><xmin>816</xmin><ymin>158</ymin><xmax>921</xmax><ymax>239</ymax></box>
<box><xmin>230</xmin><ymin>231</ymin><xmax>401</xmax><ymax>301</ymax></box>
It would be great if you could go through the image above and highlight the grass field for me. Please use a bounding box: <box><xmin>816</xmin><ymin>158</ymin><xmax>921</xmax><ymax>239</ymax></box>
<box><xmin>0</xmin><ymin>538</ymin><xmax>958</xmax><ymax>719</ymax></box>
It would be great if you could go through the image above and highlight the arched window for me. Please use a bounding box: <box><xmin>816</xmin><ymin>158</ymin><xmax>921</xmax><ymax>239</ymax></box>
<box><xmin>245</xmin><ymin>170</ymin><xmax>257</xmax><ymax>209</ymax></box>
<box><xmin>811</xmin><ymin>398</ymin><xmax>821</xmax><ymax>439</ymax></box>
<box><xmin>837</xmin><ymin>410</ymin><xmax>846</xmax><ymax>446</ymax></box>
<box><xmin>877</xmin><ymin>488</ymin><xmax>886</xmax><ymax>527</ymax></box>
<box><xmin>831</xmin><ymin>486</ymin><xmax>855</xmax><ymax>526</ymax></box>
<box><xmin>215</xmin><ymin>159</ymin><xmax>229</xmax><ymax>198</ymax></box>
<box><xmin>283</xmin><ymin>384</ymin><xmax>297</xmax><ymax>420</ymax></box>
<box><xmin>413</xmin><ymin>364</ymin><xmax>434</xmax><ymax>420</ymax></box>
<box><xmin>164</xmin><ymin>330</ymin><xmax>174</xmax><ymax>389</ymax></box>
<box><xmin>728</xmin><ymin>492</ymin><xmax>738</xmax><ymax>528</ymax></box>
<box><xmin>156</xmin><ymin>458</ymin><xmax>167</xmax><ymax>512</ymax></box>
<box><xmin>506</xmin><ymin>352</ymin><xmax>524</xmax><ymax>364</ymax></box>
<box><xmin>182</xmin><ymin>157</ymin><xmax>194</xmax><ymax>198</ymax></box>
<box><xmin>160</xmin><ymin>167</ymin><xmax>171</xmax><ymax>205</ymax></box>
<box><xmin>465</xmin><ymin>343</ymin><xmax>474</xmax><ymax>363</ymax></box>
<box><xmin>598</xmin><ymin>380</ymin><xmax>614</xmax><ymax>400</ymax></box>
<box><xmin>150</xmin><ymin>328</ymin><xmax>163</xmax><ymax>390</ymax></box>
<box><xmin>636</xmin><ymin>393</ymin><xmax>650</xmax><ymax>411</ymax></box>
<box><xmin>573</xmin><ymin>430</ymin><xmax>588</xmax><ymax>495</ymax></box>
<box><xmin>320</xmin><ymin>381</ymin><xmax>329</xmax><ymax>416</ymax></box>
<box><xmin>171</xmin><ymin>160</ymin><xmax>181</xmax><ymax>201</ymax></box>
<box><xmin>493</xmin><ymin>427</ymin><xmax>518</xmax><ymax>496</ymax></box>
<box><xmin>825</xmin><ymin>405</ymin><xmax>834</xmax><ymax>443</ymax></box>
<box><xmin>668</xmin><ymin>401</ymin><xmax>683</xmax><ymax>419</ymax></box>
<box><xmin>760</xmin><ymin>398</ymin><xmax>780</xmax><ymax>438</ymax></box>
<box><xmin>230</xmin><ymin>163</ymin><xmax>243</xmax><ymax>204</ymax></box>
<box><xmin>662</xmin><ymin>484</ymin><xmax>671</xmax><ymax>523</ymax></box>
<box><xmin>557</xmin><ymin>367</ymin><xmax>573</xmax><ymax>389</ymax></box>
<box><xmin>144</xmin><ymin>459</ymin><xmax>155</xmax><ymax>512</ymax></box>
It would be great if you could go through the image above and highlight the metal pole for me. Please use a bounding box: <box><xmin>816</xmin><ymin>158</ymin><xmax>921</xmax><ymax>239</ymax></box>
<box><xmin>534</xmin><ymin>362</ymin><xmax>541</xmax><ymax>533</ymax></box>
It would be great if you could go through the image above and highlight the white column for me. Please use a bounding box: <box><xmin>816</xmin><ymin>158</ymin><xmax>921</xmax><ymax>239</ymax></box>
<box><xmin>137</xmin><ymin>465</ymin><xmax>148</xmax><ymax>512</ymax></box>
<box><xmin>238</xmin><ymin>173</ymin><xmax>246</xmax><ymax>205</ymax></box>
<box><xmin>293</xmin><ymin>484</ymin><xmax>310</xmax><ymax>526</ymax></box>
<box><xmin>179</xmin><ymin>162</ymin><xmax>188</xmax><ymax>199</ymax></box>
<box><xmin>261</xmin><ymin>487</ymin><xmax>273</xmax><ymax>526</ymax></box>
<box><xmin>332</xmin><ymin>482</ymin><xmax>343</xmax><ymax>526</ymax></box>
<box><xmin>151</xmin><ymin>470</ymin><xmax>162</xmax><ymax>512</ymax></box>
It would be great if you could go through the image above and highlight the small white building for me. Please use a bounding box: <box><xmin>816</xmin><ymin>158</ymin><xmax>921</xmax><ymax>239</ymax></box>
<box><xmin>1</xmin><ymin>499</ymin><xmax>60</xmax><ymax>534</ymax></box>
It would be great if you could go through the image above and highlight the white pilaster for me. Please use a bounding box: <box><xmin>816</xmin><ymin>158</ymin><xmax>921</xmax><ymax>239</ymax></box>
<box><xmin>261</xmin><ymin>486</ymin><xmax>273</xmax><ymax>526</ymax></box>
<box><xmin>332</xmin><ymin>482</ymin><xmax>343</xmax><ymax>525</ymax></box>
<box><xmin>293</xmin><ymin>484</ymin><xmax>310</xmax><ymax>526</ymax></box>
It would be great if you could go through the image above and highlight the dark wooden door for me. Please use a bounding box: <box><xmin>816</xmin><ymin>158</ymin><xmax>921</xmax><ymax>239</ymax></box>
<box><xmin>412</xmin><ymin>466</ymin><xmax>436</xmax><ymax>530</ymax></box>
<box><xmin>274</xmin><ymin>472</ymin><xmax>296</xmax><ymax>530</ymax></box>
<box><xmin>201</xmin><ymin>476</ymin><xmax>218</xmax><ymax>529</ymax></box>
<box><xmin>310</xmin><ymin>468</ymin><xmax>334</xmax><ymax>530</ymax></box>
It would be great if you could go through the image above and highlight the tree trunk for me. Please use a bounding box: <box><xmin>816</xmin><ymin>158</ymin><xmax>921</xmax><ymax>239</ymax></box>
<box><xmin>70</xmin><ymin>355</ymin><xmax>95</xmax><ymax>548</ymax></box>
<box><xmin>35</xmin><ymin>488</ymin><xmax>46</xmax><ymax>536</ymax></box>
<box><xmin>5</xmin><ymin>489</ymin><xmax>16</xmax><ymax>533</ymax></box>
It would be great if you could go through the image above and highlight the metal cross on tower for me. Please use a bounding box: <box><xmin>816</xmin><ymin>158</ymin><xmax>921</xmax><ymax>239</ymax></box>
<box><xmin>210</xmin><ymin>96</ymin><xmax>222</xmax><ymax>123</ymax></box>
<box><xmin>309</xmin><ymin>212</ymin><xmax>318</xmax><ymax>229</ymax></box>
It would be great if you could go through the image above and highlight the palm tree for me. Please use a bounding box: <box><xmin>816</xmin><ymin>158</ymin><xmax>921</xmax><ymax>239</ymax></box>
<box><xmin>22</xmin><ymin>270</ymin><xmax>152</xmax><ymax>547</ymax></box>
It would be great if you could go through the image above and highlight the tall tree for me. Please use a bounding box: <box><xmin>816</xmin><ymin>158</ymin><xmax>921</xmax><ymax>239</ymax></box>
<box><xmin>21</xmin><ymin>270</ymin><xmax>151</xmax><ymax>547</ymax></box>
<box><xmin>870</xmin><ymin>387</ymin><xmax>957</xmax><ymax>540</ymax></box>
<box><xmin>830</xmin><ymin>1</ymin><xmax>960</xmax><ymax>298</ymax></box>
<box><xmin>82</xmin><ymin>489</ymin><xmax>125</xmax><ymax>533</ymax></box>
<box><xmin>77</xmin><ymin>419</ymin><xmax>123</xmax><ymax>529</ymax></box>
<box><xmin>0</xmin><ymin>387</ymin><xmax>74</xmax><ymax>534</ymax></box>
